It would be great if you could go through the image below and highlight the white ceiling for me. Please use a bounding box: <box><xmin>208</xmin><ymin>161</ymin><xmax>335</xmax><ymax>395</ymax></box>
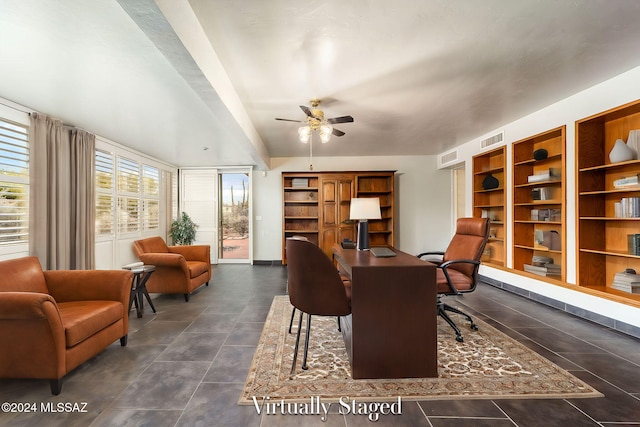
<box><xmin>2</xmin><ymin>0</ymin><xmax>640</xmax><ymax>170</ymax></box>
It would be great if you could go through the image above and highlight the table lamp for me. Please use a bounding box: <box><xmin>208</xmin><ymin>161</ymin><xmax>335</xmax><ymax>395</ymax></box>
<box><xmin>349</xmin><ymin>197</ymin><xmax>381</xmax><ymax>250</ymax></box>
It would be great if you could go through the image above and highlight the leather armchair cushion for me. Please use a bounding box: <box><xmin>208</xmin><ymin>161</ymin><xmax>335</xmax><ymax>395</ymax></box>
<box><xmin>58</xmin><ymin>301</ymin><xmax>124</xmax><ymax>347</ymax></box>
<box><xmin>187</xmin><ymin>261</ymin><xmax>209</xmax><ymax>278</ymax></box>
<box><xmin>0</xmin><ymin>257</ymin><xmax>49</xmax><ymax>294</ymax></box>
<box><xmin>436</xmin><ymin>269</ymin><xmax>473</xmax><ymax>293</ymax></box>
<box><xmin>133</xmin><ymin>236</ymin><xmax>169</xmax><ymax>254</ymax></box>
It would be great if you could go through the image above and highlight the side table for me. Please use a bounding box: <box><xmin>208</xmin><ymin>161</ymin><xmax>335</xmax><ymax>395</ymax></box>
<box><xmin>123</xmin><ymin>265</ymin><xmax>157</xmax><ymax>318</ymax></box>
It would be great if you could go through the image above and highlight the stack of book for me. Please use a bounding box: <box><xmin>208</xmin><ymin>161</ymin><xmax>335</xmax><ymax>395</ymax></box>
<box><xmin>524</xmin><ymin>255</ymin><xmax>561</xmax><ymax>277</ymax></box>
<box><xmin>611</xmin><ymin>271</ymin><xmax>640</xmax><ymax>294</ymax></box>
<box><xmin>527</xmin><ymin>168</ymin><xmax>561</xmax><ymax>183</ymax></box>
<box><xmin>613</xmin><ymin>174</ymin><xmax>640</xmax><ymax>189</ymax></box>
<box><xmin>291</xmin><ymin>178</ymin><xmax>309</xmax><ymax>188</ymax></box>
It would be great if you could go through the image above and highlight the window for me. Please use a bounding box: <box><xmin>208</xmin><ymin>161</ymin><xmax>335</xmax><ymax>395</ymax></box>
<box><xmin>142</xmin><ymin>165</ymin><xmax>160</xmax><ymax>231</ymax></box>
<box><xmin>0</xmin><ymin>119</ymin><xmax>29</xmax><ymax>246</ymax></box>
<box><xmin>95</xmin><ymin>151</ymin><xmax>161</xmax><ymax>236</ymax></box>
<box><xmin>95</xmin><ymin>149</ymin><xmax>114</xmax><ymax>235</ymax></box>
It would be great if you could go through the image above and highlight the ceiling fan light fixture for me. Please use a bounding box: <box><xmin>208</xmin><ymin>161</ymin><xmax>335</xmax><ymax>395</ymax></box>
<box><xmin>298</xmin><ymin>126</ymin><xmax>311</xmax><ymax>143</ymax></box>
<box><xmin>319</xmin><ymin>124</ymin><xmax>333</xmax><ymax>143</ymax></box>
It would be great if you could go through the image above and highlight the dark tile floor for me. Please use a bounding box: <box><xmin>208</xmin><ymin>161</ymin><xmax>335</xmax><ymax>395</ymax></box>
<box><xmin>1</xmin><ymin>264</ymin><xmax>639</xmax><ymax>426</ymax></box>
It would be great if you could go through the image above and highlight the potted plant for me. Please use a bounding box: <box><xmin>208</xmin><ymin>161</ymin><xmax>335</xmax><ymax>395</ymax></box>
<box><xmin>169</xmin><ymin>212</ymin><xmax>199</xmax><ymax>245</ymax></box>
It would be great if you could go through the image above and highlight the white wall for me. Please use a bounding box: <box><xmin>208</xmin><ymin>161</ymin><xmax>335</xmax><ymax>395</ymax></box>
<box><xmin>445</xmin><ymin>64</ymin><xmax>640</xmax><ymax>328</ymax></box>
<box><xmin>252</xmin><ymin>155</ymin><xmax>453</xmax><ymax>261</ymax></box>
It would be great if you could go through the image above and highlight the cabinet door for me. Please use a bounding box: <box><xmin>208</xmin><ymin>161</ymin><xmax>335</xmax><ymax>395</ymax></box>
<box><xmin>320</xmin><ymin>176</ymin><xmax>354</xmax><ymax>257</ymax></box>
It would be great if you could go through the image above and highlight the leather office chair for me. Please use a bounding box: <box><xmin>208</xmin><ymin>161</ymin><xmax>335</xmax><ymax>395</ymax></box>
<box><xmin>417</xmin><ymin>217</ymin><xmax>490</xmax><ymax>342</ymax></box>
<box><xmin>286</xmin><ymin>237</ymin><xmax>352</xmax><ymax>375</ymax></box>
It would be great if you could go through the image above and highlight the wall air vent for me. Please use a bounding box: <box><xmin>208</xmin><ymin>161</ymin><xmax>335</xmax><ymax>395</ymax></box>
<box><xmin>480</xmin><ymin>131</ymin><xmax>504</xmax><ymax>149</ymax></box>
<box><xmin>439</xmin><ymin>149</ymin><xmax>458</xmax><ymax>166</ymax></box>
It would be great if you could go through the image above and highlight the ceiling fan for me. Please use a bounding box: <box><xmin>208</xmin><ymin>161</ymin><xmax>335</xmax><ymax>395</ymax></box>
<box><xmin>275</xmin><ymin>98</ymin><xmax>354</xmax><ymax>142</ymax></box>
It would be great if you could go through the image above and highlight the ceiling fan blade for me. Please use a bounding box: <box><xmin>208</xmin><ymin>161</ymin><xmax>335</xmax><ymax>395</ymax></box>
<box><xmin>275</xmin><ymin>118</ymin><xmax>302</xmax><ymax>122</ymax></box>
<box><xmin>332</xmin><ymin>128</ymin><xmax>345</xmax><ymax>137</ymax></box>
<box><xmin>327</xmin><ymin>115</ymin><xmax>354</xmax><ymax>124</ymax></box>
<box><xmin>300</xmin><ymin>105</ymin><xmax>314</xmax><ymax>118</ymax></box>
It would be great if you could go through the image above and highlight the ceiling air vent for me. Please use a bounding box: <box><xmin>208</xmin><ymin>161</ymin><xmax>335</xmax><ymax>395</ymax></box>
<box><xmin>439</xmin><ymin>149</ymin><xmax>458</xmax><ymax>167</ymax></box>
<box><xmin>480</xmin><ymin>131</ymin><xmax>504</xmax><ymax>149</ymax></box>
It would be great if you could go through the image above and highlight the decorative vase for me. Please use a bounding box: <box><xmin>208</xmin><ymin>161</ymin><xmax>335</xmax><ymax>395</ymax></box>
<box><xmin>626</xmin><ymin>130</ymin><xmax>640</xmax><ymax>160</ymax></box>
<box><xmin>609</xmin><ymin>138</ymin><xmax>634</xmax><ymax>163</ymax></box>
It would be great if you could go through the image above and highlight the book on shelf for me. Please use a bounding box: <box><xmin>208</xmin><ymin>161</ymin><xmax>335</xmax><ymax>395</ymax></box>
<box><xmin>291</xmin><ymin>178</ymin><xmax>309</xmax><ymax>188</ymax></box>
<box><xmin>524</xmin><ymin>256</ymin><xmax>561</xmax><ymax>277</ymax></box>
<box><xmin>614</xmin><ymin>197</ymin><xmax>640</xmax><ymax>218</ymax></box>
<box><xmin>527</xmin><ymin>168</ymin><xmax>561</xmax><ymax>183</ymax></box>
<box><xmin>611</xmin><ymin>283</ymin><xmax>640</xmax><ymax>294</ymax></box>
<box><xmin>628</xmin><ymin>234</ymin><xmax>640</xmax><ymax>256</ymax></box>
<box><xmin>612</xmin><ymin>271</ymin><xmax>640</xmax><ymax>293</ymax></box>
<box><xmin>531</xmin><ymin>187</ymin><xmax>557</xmax><ymax>201</ymax></box>
<box><xmin>531</xmin><ymin>208</ymin><xmax>561</xmax><ymax>221</ymax></box>
<box><xmin>613</xmin><ymin>174</ymin><xmax>640</xmax><ymax>189</ymax></box>
<box><xmin>524</xmin><ymin>263</ymin><xmax>561</xmax><ymax>277</ymax></box>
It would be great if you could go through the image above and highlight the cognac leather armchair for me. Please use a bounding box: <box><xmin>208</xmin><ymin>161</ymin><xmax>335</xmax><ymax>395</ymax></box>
<box><xmin>0</xmin><ymin>256</ymin><xmax>132</xmax><ymax>395</ymax></box>
<box><xmin>286</xmin><ymin>237</ymin><xmax>351</xmax><ymax>375</ymax></box>
<box><xmin>132</xmin><ymin>236</ymin><xmax>211</xmax><ymax>302</ymax></box>
<box><xmin>418</xmin><ymin>217</ymin><xmax>490</xmax><ymax>342</ymax></box>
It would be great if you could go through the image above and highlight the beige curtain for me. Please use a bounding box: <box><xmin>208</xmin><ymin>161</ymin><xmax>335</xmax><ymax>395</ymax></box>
<box><xmin>29</xmin><ymin>113</ymin><xmax>95</xmax><ymax>270</ymax></box>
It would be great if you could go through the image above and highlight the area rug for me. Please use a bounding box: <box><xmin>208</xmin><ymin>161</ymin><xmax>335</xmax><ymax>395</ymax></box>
<box><xmin>239</xmin><ymin>296</ymin><xmax>601</xmax><ymax>404</ymax></box>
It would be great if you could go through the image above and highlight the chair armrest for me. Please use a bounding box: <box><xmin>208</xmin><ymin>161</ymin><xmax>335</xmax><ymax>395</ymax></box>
<box><xmin>417</xmin><ymin>251</ymin><xmax>445</xmax><ymax>258</ymax></box>
<box><xmin>417</xmin><ymin>251</ymin><xmax>444</xmax><ymax>266</ymax></box>
<box><xmin>0</xmin><ymin>292</ymin><xmax>61</xmax><ymax>320</ymax></box>
<box><xmin>440</xmin><ymin>259</ymin><xmax>480</xmax><ymax>269</ymax></box>
<box><xmin>168</xmin><ymin>245</ymin><xmax>210</xmax><ymax>262</ymax></box>
<box><xmin>138</xmin><ymin>252</ymin><xmax>188</xmax><ymax>269</ymax></box>
<box><xmin>0</xmin><ymin>292</ymin><xmax>66</xmax><ymax>379</ymax></box>
<box><xmin>44</xmin><ymin>270</ymin><xmax>132</xmax><ymax>304</ymax></box>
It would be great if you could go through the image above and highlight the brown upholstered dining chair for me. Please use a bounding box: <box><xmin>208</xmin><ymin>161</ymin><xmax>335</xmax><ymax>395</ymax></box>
<box><xmin>417</xmin><ymin>217</ymin><xmax>490</xmax><ymax>342</ymax></box>
<box><xmin>286</xmin><ymin>237</ymin><xmax>351</xmax><ymax>375</ymax></box>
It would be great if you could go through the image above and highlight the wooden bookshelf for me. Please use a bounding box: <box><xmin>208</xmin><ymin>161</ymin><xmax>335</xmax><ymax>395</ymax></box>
<box><xmin>512</xmin><ymin>126</ymin><xmax>566</xmax><ymax>282</ymax></box>
<box><xmin>576</xmin><ymin>99</ymin><xmax>640</xmax><ymax>304</ymax></box>
<box><xmin>355</xmin><ymin>174</ymin><xmax>395</xmax><ymax>247</ymax></box>
<box><xmin>473</xmin><ymin>146</ymin><xmax>506</xmax><ymax>267</ymax></box>
<box><xmin>282</xmin><ymin>171</ymin><xmax>395</xmax><ymax>263</ymax></box>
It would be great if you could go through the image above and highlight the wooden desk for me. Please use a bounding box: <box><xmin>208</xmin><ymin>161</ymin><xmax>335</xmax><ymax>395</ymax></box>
<box><xmin>333</xmin><ymin>244</ymin><xmax>437</xmax><ymax>379</ymax></box>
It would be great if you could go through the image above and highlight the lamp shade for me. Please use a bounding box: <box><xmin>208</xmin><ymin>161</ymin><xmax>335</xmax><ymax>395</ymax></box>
<box><xmin>349</xmin><ymin>198</ymin><xmax>381</xmax><ymax>220</ymax></box>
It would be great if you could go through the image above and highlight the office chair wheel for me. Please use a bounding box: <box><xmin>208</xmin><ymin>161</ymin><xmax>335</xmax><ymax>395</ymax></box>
<box><xmin>455</xmin><ymin>335</ymin><xmax>464</xmax><ymax>343</ymax></box>
<box><xmin>470</xmin><ymin>323</ymin><xmax>478</xmax><ymax>331</ymax></box>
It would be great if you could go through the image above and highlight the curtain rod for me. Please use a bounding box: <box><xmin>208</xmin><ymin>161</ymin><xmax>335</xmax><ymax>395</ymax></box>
<box><xmin>0</xmin><ymin>100</ymin><xmax>33</xmax><ymax>115</ymax></box>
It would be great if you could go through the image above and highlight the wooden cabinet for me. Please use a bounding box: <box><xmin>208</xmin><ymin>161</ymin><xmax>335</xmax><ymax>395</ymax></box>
<box><xmin>577</xmin><ymin>99</ymin><xmax>640</xmax><ymax>305</ymax></box>
<box><xmin>320</xmin><ymin>174</ymin><xmax>355</xmax><ymax>257</ymax></box>
<box><xmin>473</xmin><ymin>147</ymin><xmax>506</xmax><ymax>267</ymax></box>
<box><xmin>512</xmin><ymin>126</ymin><xmax>566</xmax><ymax>282</ymax></box>
<box><xmin>282</xmin><ymin>171</ymin><xmax>395</xmax><ymax>263</ymax></box>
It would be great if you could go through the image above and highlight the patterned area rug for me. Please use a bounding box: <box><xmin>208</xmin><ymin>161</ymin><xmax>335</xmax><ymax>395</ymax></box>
<box><xmin>239</xmin><ymin>296</ymin><xmax>601</xmax><ymax>404</ymax></box>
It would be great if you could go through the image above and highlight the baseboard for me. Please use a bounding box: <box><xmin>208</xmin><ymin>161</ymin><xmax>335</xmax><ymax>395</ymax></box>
<box><xmin>479</xmin><ymin>275</ymin><xmax>640</xmax><ymax>340</ymax></box>
<box><xmin>253</xmin><ymin>260</ymin><xmax>283</xmax><ymax>266</ymax></box>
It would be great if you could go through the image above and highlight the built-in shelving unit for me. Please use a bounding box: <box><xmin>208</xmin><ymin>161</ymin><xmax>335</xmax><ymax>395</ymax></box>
<box><xmin>512</xmin><ymin>126</ymin><xmax>566</xmax><ymax>282</ymax></box>
<box><xmin>473</xmin><ymin>146</ymin><xmax>506</xmax><ymax>268</ymax></box>
<box><xmin>577</xmin><ymin>99</ymin><xmax>640</xmax><ymax>305</ymax></box>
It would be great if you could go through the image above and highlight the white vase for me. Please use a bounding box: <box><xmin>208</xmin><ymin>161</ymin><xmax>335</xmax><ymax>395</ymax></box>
<box><xmin>626</xmin><ymin>130</ymin><xmax>640</xmax><ymax>160</ymax></box>
<box><xmin>609</xmin><ymin>138</ymin><xmax>634</xmax><ymax>163</ymax></box>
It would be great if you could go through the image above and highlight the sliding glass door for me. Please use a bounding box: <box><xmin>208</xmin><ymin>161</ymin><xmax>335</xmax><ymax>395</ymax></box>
<box><xmin>218</xmin><ymin>170</ymin><xmax>251</xmax><ymax>263</ymax></box>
